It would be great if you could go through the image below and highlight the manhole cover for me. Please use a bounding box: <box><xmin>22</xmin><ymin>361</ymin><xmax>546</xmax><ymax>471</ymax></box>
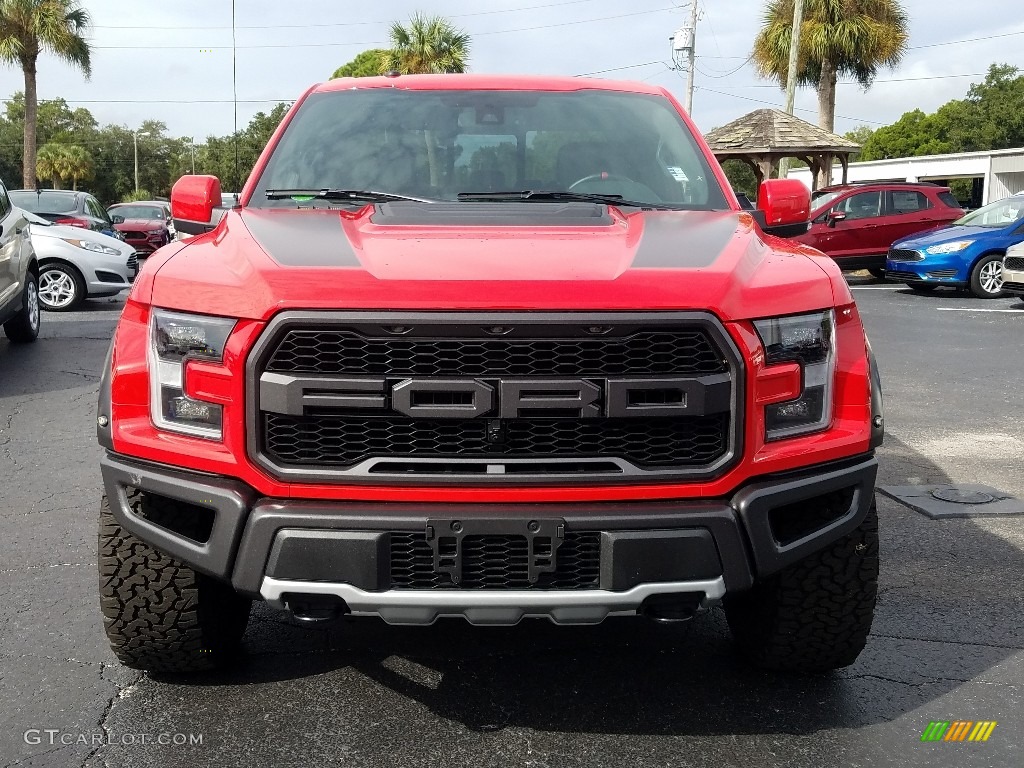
<box><xmin>878</xmin><ymin>484</ymin><xmax>1024</xmax><ymax>519</ymax></box>
<box><xmin>931</xmin><ymin>488</ymin><xmax>995</xmax><ymax>505</ymax></box>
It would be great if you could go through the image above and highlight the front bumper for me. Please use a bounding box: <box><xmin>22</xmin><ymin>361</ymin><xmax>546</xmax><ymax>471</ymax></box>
<box><xmin>100</xmin><ymin>452</ymin><xmax>877</xmax><ymax>625</ymax></box>
<box><xmin>1003</xmin><ymin>265</ymin><xmax>1024</xmax><ymax>296</ymax></box>
<box><xmin>885</xmin><ymin>251</ymin><xmax>969</xmax><ymax>286</ymax></box>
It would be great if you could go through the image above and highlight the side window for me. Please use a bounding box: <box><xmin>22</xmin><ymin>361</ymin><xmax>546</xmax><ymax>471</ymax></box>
<box><xmin>87</xmin><ymin>196</ymin><xmax>108</xmax><ymax>222</ymax></box>
<box><xmin>0</xmin><ymin>181</ymin><xmax>11</xmax><ymax>219</ymax></box>
<box><xmin>887</xmin><ymin>190</ymin><xmax>930</xmax><ymax>214</ymax></box>
<box><xmin>835</xmin><ymin>191</ymin><xmax>881</xmax><ymax>220</ymax></box>
<box><xmin>937</xmin><ymin>191</ymin><xmax>962</xmax><ymax>209</ymax></box>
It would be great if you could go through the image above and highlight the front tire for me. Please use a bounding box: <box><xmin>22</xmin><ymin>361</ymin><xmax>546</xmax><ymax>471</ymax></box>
<box><xmin>3</xmin><ymin>271</ymin><xmax>41</xmax><ymax>343</ymax></box>
<box><xmin>98</xmin><ymin>492</ymin><xmax>251</xmax><ymax>673</ymax></box>
<box><xmin>725</xmin><ymin>501</ymin><xmax>879</xmax><ymax>674</ymax></box>
<box><xmin>38</xmin><ymin>262</ymin><xmax>86</xmax><ymax>311</ymax></box>
<box><xmin>969</xmin><ymin>254</ymin><xmax>1005</xmax><ymax>299</ymax></box>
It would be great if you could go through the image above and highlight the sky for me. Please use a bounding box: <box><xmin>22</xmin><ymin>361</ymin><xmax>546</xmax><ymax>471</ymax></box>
<box><xmin>1</xmin><ymin>0</ymin><xmax>1022</xmax><ymax>142</ymax></box>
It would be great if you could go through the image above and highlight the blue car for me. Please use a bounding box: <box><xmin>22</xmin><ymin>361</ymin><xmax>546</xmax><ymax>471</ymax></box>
<box><xmin>886</xmin><ymin>195</ymin><xmax>1024</xmax><ymax>297</ymax></box>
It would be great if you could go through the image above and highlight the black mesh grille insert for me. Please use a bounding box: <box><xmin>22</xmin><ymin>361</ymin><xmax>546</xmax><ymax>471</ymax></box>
<box><xmin>265</xmin><ymin>328</ymin><xmax>727</xmax><ymax>377</ymax></box>
<box><xmin>263</xmin><ymin>413</ymin><xmax>729</xmax><ymax>469</ymax></box>
<box><xmin>887</xmin><ymin>248</ymin><xmax>923</xmax><ymax>262</ymax></box>
<box><xmin>389</xmin><ymin>531</ymin><xmax>602</xmax><ymax>590</ymax></box>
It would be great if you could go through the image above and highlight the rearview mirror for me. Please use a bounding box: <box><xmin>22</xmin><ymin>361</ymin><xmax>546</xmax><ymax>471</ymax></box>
<box><xmin>111</xmin><ymin>215</ymin><xmax>124</xmax><ymax>225</ymax></box>
<box><xmin>171</xmin><ymin>175</ymin><xmax>223</xmax><ymax>236</ymax></box>
<box><xmin>752</xmin><ymin>179</ymin><xmax>811</xmax><ymax>238</ymax></box>
<box><xmin>826</xmin><ymin>210</ymin><xmax>847</xmax><ymax>228</ymax></box>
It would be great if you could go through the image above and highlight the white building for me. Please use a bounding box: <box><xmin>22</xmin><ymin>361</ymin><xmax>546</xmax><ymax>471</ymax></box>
<box><xmin>788</xmin><ymin>147</ymin><xmax>1024</xmax><ymax>205</ymax></box>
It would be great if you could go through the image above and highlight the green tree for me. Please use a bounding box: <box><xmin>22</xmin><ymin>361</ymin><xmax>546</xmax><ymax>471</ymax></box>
<box><xmin>35</xmin><ymin>141</ymin><xmax>67</xmax><ymax>187</ymax></box>
<box><xmin>331</xmin><ymin>49</ymin><xmax>388</xmax><ymax>79</ymax></box>
<box><xmin>0</xmin><ymin>0</ymin><xmax>92</xmax><ymax>189</ymax></box>
<box><xmin>64</xmin><ymin>142</ymin><xmax>91</xmax><ymax>189</ymax></box>
<box><xmin>752</xmin><ymin>0</ymin><xmax>909</xmax><ymax>135</ymax></box>
<box><xmin>383</xmin><ymin>14</ymin><xmax>470</xmax><ymax>75</ymax></box>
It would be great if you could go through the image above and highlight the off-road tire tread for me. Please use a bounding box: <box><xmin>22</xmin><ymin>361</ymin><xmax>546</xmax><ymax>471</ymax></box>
<box><xmin>98</xmin><ymin>491</ymin><xmax>250</xmax><ymax>673</ymax></box>
<box><xmin>725</xmin><ymin>500</ymin><xmax>879</xmax><ymax>674</ymax></box>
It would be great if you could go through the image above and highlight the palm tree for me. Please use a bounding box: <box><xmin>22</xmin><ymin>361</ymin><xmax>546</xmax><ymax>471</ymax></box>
<box><xmin>0</xmin><ymin>0</ymin><xmax>92</xmax><ymax>190</ymax></box>
<box><xmin>35</xmin><ymin>141</ymin><xmax>66</xmax><ymax>188</ymax></box>
<box><xmin>752</xmin><ymin>0</ymin><xmax>908</xmax><ymax>133</ymax></box>
<box><xmin>64</xmin><ymin>143</ymin><xmax>92</xmax><ymax>190</ymax></box>
<box><xmin>383</xmin><ymin>13</ymin><xmax>470</xmax><ymax>75</ymax></box>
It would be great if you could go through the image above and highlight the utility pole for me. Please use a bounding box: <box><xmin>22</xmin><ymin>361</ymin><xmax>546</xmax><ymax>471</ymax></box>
<box><xmin>670</xmin><ymin>2</ymin><xmax>699</xmax><ymax>114</ymax></box>
<box><xmin>684</xmin><ymin>1</ymin><xmax>699</xmax><ymax>115</ymax></box>
<box><xmin>778</xmin><ymin>0</ymin><xmax>805</xmax><ymax>178</ymax></box>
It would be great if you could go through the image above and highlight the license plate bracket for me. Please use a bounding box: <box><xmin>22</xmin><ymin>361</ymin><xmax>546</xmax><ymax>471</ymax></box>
<box><xmin>425</xmin><ymin>517</ymin><xmax>565</xmax><ymax>585</ymax></box>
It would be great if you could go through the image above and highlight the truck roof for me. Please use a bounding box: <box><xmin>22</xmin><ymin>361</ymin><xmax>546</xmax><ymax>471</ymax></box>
<box><xmin>315</xmin><ymin>73</ymin><xmax>668</xmax><ymax>96</ymax></box>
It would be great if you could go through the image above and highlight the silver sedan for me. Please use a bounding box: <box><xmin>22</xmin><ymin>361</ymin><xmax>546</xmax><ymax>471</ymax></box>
<box><xmin>25</xmin><ymin>212</ymin><xmax>137</xmax><ymax>311</ymax></box>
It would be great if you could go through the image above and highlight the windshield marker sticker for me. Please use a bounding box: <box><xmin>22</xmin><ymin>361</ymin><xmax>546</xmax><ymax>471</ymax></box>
<box><xmin>240</xmin><ymin>210</ymin><xmax>362</xmax><ymax>267</ymax></box>
<box><xmin>631</xmin><ymin>211</ymin><xmax>742</xmax><ymax>269</ymax></box>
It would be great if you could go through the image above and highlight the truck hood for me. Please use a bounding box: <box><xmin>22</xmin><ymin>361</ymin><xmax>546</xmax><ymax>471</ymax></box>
<box><xmin>145</xmin><ymin>205</ymin><xmax>846</xmax><ymax>321</ymax></box>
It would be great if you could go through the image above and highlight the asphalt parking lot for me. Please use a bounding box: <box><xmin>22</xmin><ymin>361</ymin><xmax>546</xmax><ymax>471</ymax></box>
<box><xmin>2</xmin><ymin>280</ymin><xmax>1023</xmax><ymax>768</ymax></box>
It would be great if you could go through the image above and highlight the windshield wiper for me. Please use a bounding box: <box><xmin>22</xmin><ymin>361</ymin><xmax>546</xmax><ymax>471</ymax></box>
<box><xmin>456</xmin><ymin>190</ymin><xmax>677</xmax><ymax>209</ymax></box>
<box><xmin>264</xmin><ymin>189</ymin><xmax>436</xmax><ymax>204</ymax></box>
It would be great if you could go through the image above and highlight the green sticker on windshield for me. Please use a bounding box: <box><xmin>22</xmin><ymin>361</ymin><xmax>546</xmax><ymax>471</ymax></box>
<box><xmin>290</xmin><ymin>195</ymin><xmax>315</xmax><ymax>202</ymax></box>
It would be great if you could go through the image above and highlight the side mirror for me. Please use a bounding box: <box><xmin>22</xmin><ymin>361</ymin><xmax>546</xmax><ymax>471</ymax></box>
<box><xmin>826</xmin><ymin>210</ymin><xmax>847</xmax><ymax>228</ymax></box>
<box><xmin>752</xmin><ymin>178</ymin><xmax>811</xmax><ymax>238</ymax></box>
<box><xmin>111</xmin><ymin>215</ymin><xmax>125</xmax><ymax>225</ymax></box>
<box><xmin>171</xmin><ymin>175</ymin><xmax>222</xmax><ymax>236</ymax></box>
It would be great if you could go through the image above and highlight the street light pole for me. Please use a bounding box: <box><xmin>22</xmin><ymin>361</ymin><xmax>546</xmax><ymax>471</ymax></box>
<box><xmin>133</xmin><ymin>130</ymin><xmax>151</xmax><ymax>193</ymax></box>
<box><xmin>184</xmin><ymin>138</ymin><xmax>196</xmax><ymax>174</ymax></box>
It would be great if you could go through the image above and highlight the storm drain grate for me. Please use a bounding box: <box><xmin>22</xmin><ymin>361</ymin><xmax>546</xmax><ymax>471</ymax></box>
<box><xmin>878</xmin><ymin>484</ymin><xmax>1024</xmax><ymax>519</ymax></box>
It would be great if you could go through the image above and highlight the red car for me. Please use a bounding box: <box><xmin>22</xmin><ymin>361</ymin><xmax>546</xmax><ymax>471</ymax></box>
<box><xmin>96</xmin><ymin>74</ymin><xmax>882</xmax><ymax>677</ymax></box>
<box><xmin>795</xmin><ymin>182</ymin><xmax>964</xmax><ymax>275</ymax></box>
<box><xmin>106</xmin><ymin>201</ymin><xmax>174</xmax><ymax>255</ymax></box>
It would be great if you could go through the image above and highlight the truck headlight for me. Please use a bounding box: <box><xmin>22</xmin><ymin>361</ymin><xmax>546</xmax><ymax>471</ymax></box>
<box><xmin>754</xmin><ymin>310</ymin><xmax>835</xmax><ymax>440</ymax></box>
<box><xmin>149</xmin><ymin>310</ymin><xmax>235</xmax><ymax>438</ymax></box>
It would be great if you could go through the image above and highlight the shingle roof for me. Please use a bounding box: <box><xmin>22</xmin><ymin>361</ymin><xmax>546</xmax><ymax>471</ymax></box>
<box><xmin>704</xmin><ymin>109</ymin><xmax>860</xmax><ymax>156</ymax></box>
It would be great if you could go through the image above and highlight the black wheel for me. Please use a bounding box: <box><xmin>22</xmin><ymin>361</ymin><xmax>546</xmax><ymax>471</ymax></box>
<box><xmin>37</xmin><ymin>262</ymin><xmax>86</xmax><ymax>311</ymax></box>
<box><xmin>867</xmin><ymin>267</ymin><xmax>886</xmax><ymax>280</ymax></box>
<box><xmin>968</xmin><ymin>253</ymin><xmax>1005</xmax><ymax>299</ymax></box>
<box><xmin>99</xmin><ymin>492</ymin><xmax>251</xmax><ymax>673</ymax></box>
<box><xmin>725</xmin><ymin>500</ymin><xmax>879</xmax><ymax>674</ymax></box>
<box><xmin>908</xmin><ymin>283</ymin><xmax>938</xmax><ymax>293</ymax></box>
<box><xmin>3</xmin><ymin>270</ymin><xmax>41</xmax><ymax>343</ymax></box>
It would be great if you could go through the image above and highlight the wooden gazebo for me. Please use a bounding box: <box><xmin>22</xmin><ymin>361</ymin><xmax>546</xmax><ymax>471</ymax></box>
<box><xmin>704</xmin><ymin>109</ymin><xmax>860</xmax><ymax>191</ymax></box>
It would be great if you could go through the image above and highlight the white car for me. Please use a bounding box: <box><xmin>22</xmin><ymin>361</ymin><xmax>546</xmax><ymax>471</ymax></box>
<box><xmin>24</xmin><ymin>212</ymin><xmax>137</xmax><ymax>311</ymax></box>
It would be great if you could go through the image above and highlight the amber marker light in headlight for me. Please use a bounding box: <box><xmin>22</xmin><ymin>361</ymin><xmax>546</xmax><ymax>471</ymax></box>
<box><xmin>149</xmin><ymin>309</ymin><xmax>236</xmax><ymax>438</ymax></box>
<box><xmin>753</xmin><ymin>310</ymin><xmax>836</xmax><ymax>440</ymax></box>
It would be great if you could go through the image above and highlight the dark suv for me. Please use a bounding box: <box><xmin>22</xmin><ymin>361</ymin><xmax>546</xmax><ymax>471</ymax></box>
<box><xmin>795</xmin><ymin>182</ymin><xmax>964</xmax><ymax>275</ymax></box>
<box><xmin>8</xmin><ymin>189</ymin><xmax>121</xmax><ymax>239</ymax></box>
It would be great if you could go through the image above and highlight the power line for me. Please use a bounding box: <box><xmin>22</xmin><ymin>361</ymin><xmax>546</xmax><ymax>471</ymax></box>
<box><xmin>88</xmin><ymin>6</ymin><xmax>679</xmax><ymax>50</ymax></box>
<box><xmin>576</xmin><ymin>60</ymin><xmax>664</xmax><ymax>76</ymax></box>
<box><xmin>693</xmin><ymin>84</ymin><xmax>886</xmax><ymax>125</ymax></box>
<box><xmin>91</xmin><ymin>0</ymin><xmax>605</xmax><ymax>30</ymax></box>
<box><xmin>909</xmin><ymin>29</ymin><xmax>1024</xmax><ymax>50</ymax></box>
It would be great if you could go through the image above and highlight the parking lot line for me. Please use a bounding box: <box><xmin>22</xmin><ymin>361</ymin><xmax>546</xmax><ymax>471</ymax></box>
<box><xmin>935</xmin><ymin>308</ymin><xmax>1024</xmax><ymax>313</ymax></box>
<box><xmin>849</xmin><ymin>285</ymin><xmax>902</xmax><ymax>290</ymax></box>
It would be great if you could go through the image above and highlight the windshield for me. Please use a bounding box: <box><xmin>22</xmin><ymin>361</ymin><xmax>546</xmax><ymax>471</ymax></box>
<box><xmin>9</xmin><ymin>190</ymin><xmax>77</xmax><ymax>214</ymax></box>
<box><xmin>954</xmin><ymin>196</ymin><xmax>1024</xmax><ymax>228</ymax></box>
<box><xmin>110</xmin><ymin>204</ymin><xmax>165</xmax><ymax>220</ymax></box>
<box><xmin>252</xmin><ymin>89</ymin><xmax>728</xmax><ymax>210</ymax></box>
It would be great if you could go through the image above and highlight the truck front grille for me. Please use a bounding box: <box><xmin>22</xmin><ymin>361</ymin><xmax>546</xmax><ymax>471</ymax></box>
<box><xmin>389</xmin><ymin>531</ymin><xmax>601</xmax><ymax>590</ymax></box>
<box><xmin>248</xmin><ymin>313</ymin><xmax>741</xmax><ymax>483</ymax></box>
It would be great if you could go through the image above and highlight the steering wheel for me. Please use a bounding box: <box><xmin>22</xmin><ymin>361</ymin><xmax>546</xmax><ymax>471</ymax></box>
<box><xmin>568</xmin><ymin>173</ymin><xmax>638</xmax><ymax>190</ymax></box>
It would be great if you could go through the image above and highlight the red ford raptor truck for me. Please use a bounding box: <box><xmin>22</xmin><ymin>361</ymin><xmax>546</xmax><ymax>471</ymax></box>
<box><xmin>96</xmin><ymin>74</ymin><xmax>883</xmax><ymax>675</ymax></box>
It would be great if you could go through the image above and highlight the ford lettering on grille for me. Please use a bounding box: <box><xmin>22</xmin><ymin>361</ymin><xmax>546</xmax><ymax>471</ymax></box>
<box><xmin>259</xmin><ymin>374</ymin><xmax>732</xmax><ymax>420</ymax></box>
